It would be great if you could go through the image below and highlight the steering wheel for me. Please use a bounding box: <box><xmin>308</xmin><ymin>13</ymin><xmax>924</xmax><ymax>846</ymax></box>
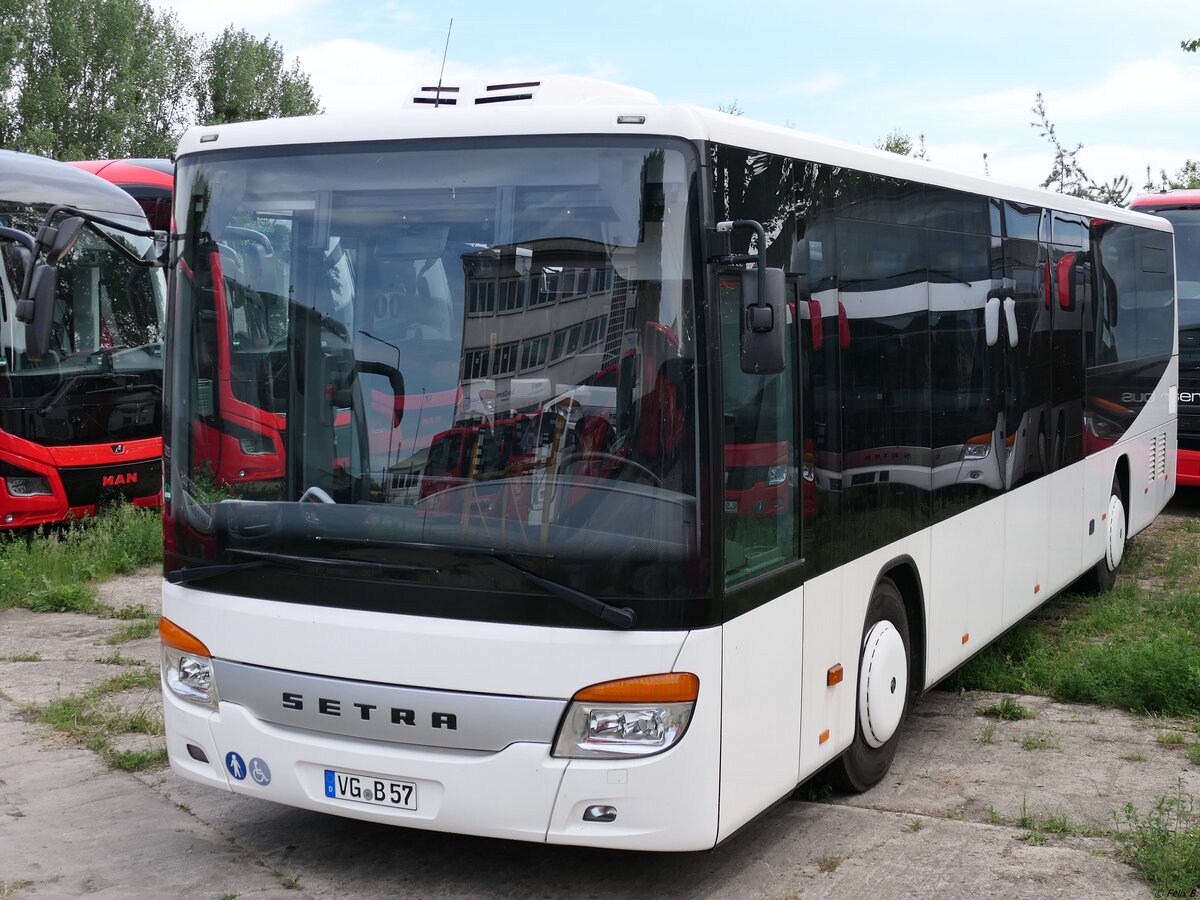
<box><xmin>559</xmin><ymin>451</ymin><xmax>662</xmax><ymax>487</ymax></box>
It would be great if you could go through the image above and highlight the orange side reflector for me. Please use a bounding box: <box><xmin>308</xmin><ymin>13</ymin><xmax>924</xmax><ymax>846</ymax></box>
<box><xmin>1034</xmin><ymin>584</ymin><xmax>1041</xmax><ymax>595</ymax></box>
<box><xmin>159</xmin><ymin>617</ymin><xmax>212</xmax><ymax>657</ymax></box>
<box><xmin>819</xmin><ymin>729</ymin><xmax>830</xmax><ymax>745</ymax></box>
<box><xmin>573</xmin><ymin>673</ymin><xmax>699</xmax><ymax>704</ymax></box>
<box><xmin>827</xmin><ymin>664</ymin><xmax>844</xmax><ymax>687</ymax></box>
<box><xmin>961</xmin><ymin>633</ymin><xmax>970</xmax><ymax>645</ymax></box>
<box><xmin>1101</xmin><ymin>512</ymin><xmax>1107</xmax><ymax>521</ymax></box>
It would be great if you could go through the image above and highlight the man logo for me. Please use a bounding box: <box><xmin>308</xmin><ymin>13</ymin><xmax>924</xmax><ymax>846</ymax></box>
<box><xmin>111</xmin><ymin>444</ymin><xmax>125</xmax><ymax>454</ymax></box>
<box><xmin>102</xmin><ymin>473</ymin><xmax>138</xmax><ymax>488</ymax></box>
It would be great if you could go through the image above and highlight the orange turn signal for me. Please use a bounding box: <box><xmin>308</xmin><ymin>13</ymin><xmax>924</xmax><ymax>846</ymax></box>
<box><xmin>159</xmin><ymin>617</ymin><xmax>212</xmax><ymax>657</ymax></box>
<box><xmin>827</xmin><ymin>664</ymin><xmax>844</xmax><ymax>687</ymax></box>
<box><xmin>819</xmin><ymin>729</ymin><xmax>830</xmax><ymax>744</ymax></box>
<box><xmin>961</xmin><ymin>633</ymin><xmax>970</xmax><ymax>645</ymax></box>
<box><xmin>573</xmin><ymin>673</ymin><xmax>699</xmax><ymax>704</ymax></box>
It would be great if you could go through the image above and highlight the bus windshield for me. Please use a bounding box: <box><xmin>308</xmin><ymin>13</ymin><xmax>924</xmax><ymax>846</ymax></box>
<box><xmin>1139</xmin><ymin>206</ymin><xmax>1200</xmax><ymax>326</ymax></box>
<box><xmin>0</xmin><ymin>206</ymin><xmax>165</xmax><ymax>446</ymax></box>
<box><xmin>169</xmin><ymin>138</ymin><xmax>703</xmax><ymax>608</ymax></box>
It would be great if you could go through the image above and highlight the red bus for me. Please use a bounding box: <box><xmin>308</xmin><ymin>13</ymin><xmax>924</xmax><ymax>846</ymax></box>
<box><xmin>0</xmin><ymin>151</ymin><xmax>165</xmax><ymax>527</ymax></box>
<box><xmin>74</xmin><ymin>159</ymin><xmax>295</xmax><ymax>491</ymax></box>
<box><xmin>1130</xmin><ymin>189</ymin><xmax>1199</xmax><ymax>485</ymax></box>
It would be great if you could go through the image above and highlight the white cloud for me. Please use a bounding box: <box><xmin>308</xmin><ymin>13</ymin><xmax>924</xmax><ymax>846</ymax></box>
<box><xmin>294</xmin><ymin>39</ymin><xmax>556</xmax><ymax>115</ymax></box>
<box><xmin>1047</xmin><ymin>55</ymin><xmax>1200</xmax><ymax>123</ymax></box>
<box><xmin>151</xmin><ymin>0</ymin><xmax>327</xmax><ymax>38</ymax></box>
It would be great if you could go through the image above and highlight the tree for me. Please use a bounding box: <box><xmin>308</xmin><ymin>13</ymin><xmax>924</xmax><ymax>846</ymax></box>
<box><xmin>1183</xmin><ymin>39</ymin><xmax>1199</xmax><ymax>52</ymax></box>
<box><xmin>196</xmin><ymin>27</ymin><xmax>320</xmax><ymax>126</ymax></box>
<box><xmin>0</xmin><ymin>2</ymin><xmax>320</xmax><ymax>160</ymax></box>
<box><xmin>1145</xmin><ymin>159</ymin><xmax>1200</xmax><ymax>191</ymax></box>
<box><xmin>1030</xmin><ymin>91</ymin><xmax>1131</xmax><ymax>206</ymax></box>
<box><xmin>3</xmin><ymin>0</ymin><xmax>197</xmax><ymax>158</ymax></box>
<box><xmin>876</xmin><ymin>129</ymin><xmax>928</xmax><ymax>160</ymax></box>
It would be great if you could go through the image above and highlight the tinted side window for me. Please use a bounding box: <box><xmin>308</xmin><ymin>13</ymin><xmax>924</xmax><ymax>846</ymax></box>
<box><xmin>1091</xmin><ymin>222</ymin><xmax>1140</xmax><ymax>365</ymax></box>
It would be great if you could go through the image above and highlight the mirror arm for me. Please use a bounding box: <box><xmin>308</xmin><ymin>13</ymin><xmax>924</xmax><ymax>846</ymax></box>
<box><xmin>714</xmin><ymin>219</ymin><xmax>773</xmax><ymax>333</ymax></box>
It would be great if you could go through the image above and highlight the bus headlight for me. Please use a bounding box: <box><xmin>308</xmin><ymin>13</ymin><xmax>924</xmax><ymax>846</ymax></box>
<box><xmin>767</xmin><ymin>463</ymin><xmax>789</xmax><ymax>486</ymax></box>
<box><xmin>6</xmin><ymin>475</ymin><xmax>52</xmax><ymax>496</ymax></box>
<box><xmin>160</xmin><ymin>617</ymin><xmax>219</xmax><ymax>710</ymax></box>
<box><xmin>961</xmin><ymin>433</ymin><xmax>992</xmax><ymax>460</ymax></box>
<box><xmin>552</xmin><ymin>673</ymin><xmax>698</xmax><ymax>759</ymax></box>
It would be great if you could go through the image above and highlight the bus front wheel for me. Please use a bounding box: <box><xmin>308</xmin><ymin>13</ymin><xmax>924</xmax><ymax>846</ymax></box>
<box><xmin>832</xmin><ymin>576</ymin><xmax>911</xmax><ymax>793</ymax></box>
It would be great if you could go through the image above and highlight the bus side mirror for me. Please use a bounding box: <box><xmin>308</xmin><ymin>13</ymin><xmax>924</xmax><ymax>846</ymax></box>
<box><xmin>984</xmin><ymin>295</ymin><xmax>1000</xmax><ymax>347</ymax></box>
<box><xmin>740</xmin><ymin>267</ymin><xmax>786</xmax><ymax>374</ymax></box>
<box><xmin>38</xmin><ymin>216</ymin><xmax>86</xmax><ymax>266</ymax></box>
<box><xmin>22</xmin><ymin>264</ymin><xmax>58</xmax><ymax>361</ymax></box>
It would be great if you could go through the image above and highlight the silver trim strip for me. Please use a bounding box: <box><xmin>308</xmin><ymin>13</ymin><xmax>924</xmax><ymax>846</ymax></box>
<box><xmin>213</xmin><ymin>659</ymin><xmax>567</xmax><ymax>752</ymax></box>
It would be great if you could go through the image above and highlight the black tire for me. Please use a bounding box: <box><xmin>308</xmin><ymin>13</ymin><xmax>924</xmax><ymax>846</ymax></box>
<box><xmin>831</xmin><ymin>576</ymin><xmax>912</xmax><ymax>793</ymax></box>
<box><xmin>1071</xmin><ymin>475</ymin><xmax>1126</xmax><ymax>595</ymax></box>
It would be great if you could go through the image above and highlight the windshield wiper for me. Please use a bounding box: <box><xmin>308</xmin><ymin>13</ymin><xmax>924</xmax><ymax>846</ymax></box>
<box><xmin>488</xmin><ymin>552</ymin><xmax>637</xmax><ymax>629</ymax></box>
<box><xmin>166</xmin><ymin>559</ymin><xmax>269</xmax><ymax>585</ymax></box>
<box><xmin>167</xmin><ymin>550</ymin><xmax>438</xmax><ymax>586</ymax></box>
<box><xmin>36</xmin><ymin>370</ymin><xmax>161</xmax><ymax>416</ymax></box>
<box><xmin>313</xmin><ymin>536</ymin><xmax>636</xmax><ymax>628</ymax></box>
<box><xmin>37</xmin><ymin>372</ymin><xmax>119</xmax><ymax>415</ymax></box>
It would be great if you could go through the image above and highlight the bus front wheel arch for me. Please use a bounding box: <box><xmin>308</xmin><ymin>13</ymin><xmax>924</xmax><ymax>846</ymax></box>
<box><xmin>831</xmin><ymin>576</ymin><xmax>911</xmax><ymax>793</ymax></box>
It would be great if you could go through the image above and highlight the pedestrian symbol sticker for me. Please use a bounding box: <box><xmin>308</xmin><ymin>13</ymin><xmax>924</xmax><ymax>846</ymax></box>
<box><xmin>225</xmin><ymin>751</ymin><xmax>247</xmax><ymax>781</ymax></box>
<box><xmin>249</xmin><ymin>757</ymin><xmax>271</xmax><ymax>786</ymax></box>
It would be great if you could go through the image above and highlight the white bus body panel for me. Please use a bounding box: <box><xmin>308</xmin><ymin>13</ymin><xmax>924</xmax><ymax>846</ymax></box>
<box><xmin>716</xmin><ymin>584</ymin><xmax>804</xmax><ymax>842</ymax></box>
<box><xmin>162</xmin><ymin>585</ymin><xmax>724</xmax><ymax>851</ymax></box>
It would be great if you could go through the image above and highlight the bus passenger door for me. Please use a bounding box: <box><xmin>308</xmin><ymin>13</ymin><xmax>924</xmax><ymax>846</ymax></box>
<box><xmin>717</xmin><ymin>273</ymin><xmax>805</xmax><ymax>841</ymax></box>
<box><xmin>998</xmin><ymin>206</ymin><xmax>1053</xmax><ymax>626</ymax></box>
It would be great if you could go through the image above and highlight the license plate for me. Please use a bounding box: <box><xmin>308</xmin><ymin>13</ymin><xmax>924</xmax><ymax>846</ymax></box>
<box><xmin>724</xmin><ymin>500</ymin><xmax>739</xmax><ymax>512</ymax></box>
<box><xmin>324</xmin><ymin>769</ymin><xmax>417</xmax><ymax>810</ymax></box>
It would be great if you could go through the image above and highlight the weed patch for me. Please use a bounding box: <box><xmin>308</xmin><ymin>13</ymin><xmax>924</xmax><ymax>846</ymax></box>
<box><xmin>976</xmin><ymin>697</ymin><xmax>1036</xmax><ymax>721</ymax></box>
<box><xmin>1116</xmin><ymin>780</ymin><xmax>1200</xmax><ymax>896</ymax></box>
<box><xmin>26</xmin><ymin>663</ymin><xmax>165</xmax><ymax>770</ymax></box>
<box><xmin>107</xmin><ymin>619</ymin><xmax>157</xmax><ymax>645</ymax></box>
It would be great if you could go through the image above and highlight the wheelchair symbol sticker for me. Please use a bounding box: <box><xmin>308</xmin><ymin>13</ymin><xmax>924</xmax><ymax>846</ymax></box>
<box><xmin>249</xmin><ymin>757</ymin><xmax>271</xmax><ymax>786</ymax></box>
<box><xmin>224</xmin><ymin>751</ymin><xmax>247</xmax><ymax>781</ymax></box>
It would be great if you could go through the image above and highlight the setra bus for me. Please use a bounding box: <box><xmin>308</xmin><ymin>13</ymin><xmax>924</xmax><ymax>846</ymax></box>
<box><xmin>148</xmin><ymin>78</ymin><xmax>1176</xmax><ymax>851</ymax></box>
<box><xmin>0</xmin><ymin>151</ymin><xmax>165</xmax><ymax>528</ymax></box>
<box><xmin>1130</xmin><ymin>189</ymin><xmax>1199</xmax><ymax>485</ymax></box>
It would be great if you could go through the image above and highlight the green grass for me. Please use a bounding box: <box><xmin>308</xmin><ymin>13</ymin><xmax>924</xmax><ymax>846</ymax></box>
<box><xmin>1020</xmin><ymin>731</ymin><xmax>1061</xmax><ymax>751</ymax></box>
<box><xmin>947</xmin><ymin>520</ymin><xmax>1200</xmax><ymax>717</ymax></box>
<box><xmin>0</xmin><ymin>505</ymin><xmax>161</xmax><ymax>613</ymax></box>
<box><xmin>1116</xmin><ymin>780</ymin><xmax>1200</xmax><ymax>896</ymax></box>
<box><xmin>976</xmin><ymin>697</ymin><xmax>1036</xmax><ymax>721</ymax></box>
<box><xmin>106</xmin><ymin>619</ymin><xmax>158</xmax><ymax>645</ymax></box>
<box><xmin>27</xmin><ymin>663</ymin><xmax>165</xmax><ymax>771</ymax></box>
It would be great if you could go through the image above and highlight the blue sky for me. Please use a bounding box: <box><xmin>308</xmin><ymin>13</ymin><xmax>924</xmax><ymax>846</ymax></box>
<box><xmin>155</xmin><ymin>0</ymin><xmax>1200</xmax><ymax>197</ymax></box>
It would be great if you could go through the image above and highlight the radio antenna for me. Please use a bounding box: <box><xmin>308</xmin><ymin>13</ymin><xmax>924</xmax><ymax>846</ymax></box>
<box><xmin>435</xmin><ymin>18</ymin><xmax>453</xmax><ymax>108</ymax></box>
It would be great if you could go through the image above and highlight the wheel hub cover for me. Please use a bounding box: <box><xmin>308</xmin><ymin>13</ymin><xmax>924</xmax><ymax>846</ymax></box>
<box><xmin>1105</xmin><ymin>495</ymin><xmax>1126</xmax><ymax>571</ymax></box>
<box><xmin>859</xmin><ymin>620</ymin><xmax>908</xmax><ymax>748</ymax></box>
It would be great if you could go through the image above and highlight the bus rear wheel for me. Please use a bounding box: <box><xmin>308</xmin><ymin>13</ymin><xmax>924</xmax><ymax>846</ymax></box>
<box><xmin>1073</xmin><ymin>475</ymin><xmax>1126</xmax><ymax>595</ymax></box>
<box><xmin>831</xmin><ymin>576</ymin><xmax>911</xmax><ymax>793</ymax></box>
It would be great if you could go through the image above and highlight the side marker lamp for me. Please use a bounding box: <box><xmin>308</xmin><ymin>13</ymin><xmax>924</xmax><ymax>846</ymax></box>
<box><xmin>160</xmin><ymin>617</ymin><xmax>219</xmax><ymax>710</ymax></box>
<box><xmin>553</xmin><ymin>673</ymin><xmax>698</xmax><ymax>759</ymax></box>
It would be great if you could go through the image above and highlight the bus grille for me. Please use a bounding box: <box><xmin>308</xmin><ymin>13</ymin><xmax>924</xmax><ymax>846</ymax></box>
<box><xmin>58</xmin><ymin>458</ymin><xmax>162</xmax><ymax>508</ymax></box>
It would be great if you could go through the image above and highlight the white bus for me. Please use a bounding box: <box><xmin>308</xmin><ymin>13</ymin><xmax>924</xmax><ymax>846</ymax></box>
<box><xmin>157</xmin><ymin>77</ymin><xmax>1177</xmax><ymax>851</ymax></box>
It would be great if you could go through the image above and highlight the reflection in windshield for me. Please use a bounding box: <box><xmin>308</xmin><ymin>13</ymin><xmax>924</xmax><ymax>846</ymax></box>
<box><xmin>170</xmin><ymin>140</ymin><xmax>702</xmax><ymax>603</ymax></box>
<box><xmin>0</xmin><ymin>208</ymin><xmax>165</xmax><ymax>446</ymax></box>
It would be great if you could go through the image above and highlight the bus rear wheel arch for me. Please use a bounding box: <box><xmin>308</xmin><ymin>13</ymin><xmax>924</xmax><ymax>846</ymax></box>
<box><xmin>832</xmin><ymin>575</ymin><xmax>912</xmax><ymax>793</ymax></box>
<box><xmin>1073</xmin><ymin>466</ymin><xmax>1128</xmax><ymax>595</ymax></box>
